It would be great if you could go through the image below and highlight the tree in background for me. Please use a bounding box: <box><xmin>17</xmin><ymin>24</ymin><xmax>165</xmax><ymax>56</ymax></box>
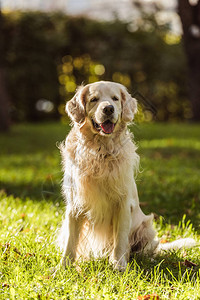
<box><xmin>0</xmin><ymin>11</ymin><xmax>192</xmax><ymax>122</ymax></box>
<box><xmin>178</xmin><ymin>0</ymin><xmax>200</xmax><ymax>121</ymax></box>
<box><xmin>0</xmin><ymin>6</ymin><xmax>10</xmax><ymax>131</ymax></box>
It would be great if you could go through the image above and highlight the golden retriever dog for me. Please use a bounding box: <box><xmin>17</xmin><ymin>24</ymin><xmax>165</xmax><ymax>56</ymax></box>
<box><xmin>58</xmin><ymin>81</ymin><xmax>196</xmax><ymax>271</ymax></box>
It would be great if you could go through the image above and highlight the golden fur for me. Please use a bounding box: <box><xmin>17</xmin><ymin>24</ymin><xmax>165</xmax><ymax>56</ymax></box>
<box><xmin>57</xmin><ymin>81</ymin><xmax>195</xmax><ymax>270</ymax></box>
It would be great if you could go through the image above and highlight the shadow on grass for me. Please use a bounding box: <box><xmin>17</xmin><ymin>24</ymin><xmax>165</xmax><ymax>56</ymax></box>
<box><xmin>0</xmin><ymin>175</ymin><xmax>63</xmax><ymax>204</ymax></box>
<box><xmin>0</xmin><ymin>122</ymin><xmax>69</xmax><ymax>155</ymax></box>
<box><xmin>68</xmin><ymin>253</ymin><xmax>200</xmax><ymax>287</ymax></box>
<box><xmin>139</xmin><ymin>147</ymin><xmax>200</xmax><ymax>161</ymax></box>
<box><xmin>130</xmin><ymin>251</ymin><xmax>200</xmax><ymax>283</ymax></box>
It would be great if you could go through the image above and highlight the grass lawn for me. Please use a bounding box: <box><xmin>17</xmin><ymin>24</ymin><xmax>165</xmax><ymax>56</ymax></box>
<box><xmin>0</xmin><ymin>122</ymin><xmax>200</xmax><ymax>299</ymax></box>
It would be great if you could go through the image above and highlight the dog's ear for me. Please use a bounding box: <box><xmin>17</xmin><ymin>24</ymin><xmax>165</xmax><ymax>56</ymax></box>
<box><xmin>66</xmin><ymin>86</ymin><xmax>86</xmax><ymax>123</ymax></box>
<box><xmin>121</xmin><ymin>87</ymin><xmax>137</xmax><ymax>122</ymax></box>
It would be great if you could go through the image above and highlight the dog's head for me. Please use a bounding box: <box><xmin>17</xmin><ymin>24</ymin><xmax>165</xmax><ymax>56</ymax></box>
<box><xmin>66</xmin><ymin>81</ymin><xmax>137</xmax><ymax>136</ymax></box>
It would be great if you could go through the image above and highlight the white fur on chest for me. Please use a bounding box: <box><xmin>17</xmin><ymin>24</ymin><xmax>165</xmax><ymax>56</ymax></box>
<box><xmin>64</xmin><ymin>154</ymin><xmax>130</xmax><ymax>220</ymax></box>
<box><xmin>63</xmin><ymin>133</ymin><xmax>138</xmax><ymax>216</ymax></box>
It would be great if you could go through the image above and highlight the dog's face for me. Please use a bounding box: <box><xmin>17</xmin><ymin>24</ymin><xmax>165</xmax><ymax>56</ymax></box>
<box><xmin>66</xmin><ymin>81</ymin><xmax>137</xmax><ymax>136</ymax></box>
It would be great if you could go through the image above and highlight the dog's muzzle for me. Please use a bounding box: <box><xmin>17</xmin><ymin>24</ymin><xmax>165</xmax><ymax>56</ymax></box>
<box><xmin>91</xmin><ymin>104</ymin><xmax>117</xmax><ymax>134</ymax></box>
<box><xmin>92</xmin><ymin>119</ymin><xmax>116</xmax><ymax>134</ymax></box>
<box><xmin>103</xmin><ymin>105</ymin><xmax>114</xmax><ymax>116</ymax></box>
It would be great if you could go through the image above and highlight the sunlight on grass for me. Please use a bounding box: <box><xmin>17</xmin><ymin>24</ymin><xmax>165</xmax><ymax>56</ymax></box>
<box><xmin>141</xmin><ymin>138</ymin><xmax>200</xmax><ymax>150</ymax></box>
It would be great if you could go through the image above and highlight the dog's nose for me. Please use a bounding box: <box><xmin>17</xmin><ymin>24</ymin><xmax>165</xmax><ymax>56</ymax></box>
<box><xmin>103</xmin><ymin>105</ymin><xmax>114</xmax><ymax>116</ymax></box>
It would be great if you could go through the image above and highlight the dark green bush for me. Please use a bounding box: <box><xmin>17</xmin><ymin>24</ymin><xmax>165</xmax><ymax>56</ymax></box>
<box><xmin>1</xmin><ymin>11</ymin><xmax>190</xmax><ymax>122</ymax></box>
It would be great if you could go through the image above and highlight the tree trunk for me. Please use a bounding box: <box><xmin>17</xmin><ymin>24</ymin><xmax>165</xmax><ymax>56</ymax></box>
<box><xmin>0</xmin><ymin>68</ymin><xmax>10</xmax><ymax>131</ymax></box>
<box><xmin>178</xmin><ymin>0</ymin><xmax>200</xmax><ymax>121</ymax></box>
<box><xmin>0</xmin><ymin>8</ymin><xmax>10</xmax><ymax>131</ymax></box>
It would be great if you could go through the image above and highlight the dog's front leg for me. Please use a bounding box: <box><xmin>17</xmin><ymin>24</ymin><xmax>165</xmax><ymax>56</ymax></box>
<box><xmin>110</xmin><ymin>204</ymin><xmax>131</xmax><ymax>271</ymax></box>
<box><xmin>61</xmin><ymin>208</ymin><xmax>83</xmax><ymax>268</ymax></box>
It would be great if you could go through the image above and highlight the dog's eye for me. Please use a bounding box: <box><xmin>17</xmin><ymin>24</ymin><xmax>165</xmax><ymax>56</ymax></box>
<box><xmin>112</xmin><ymin>96</ymin><xmax>119</xmax><ymax>101</ymax></box>
<box><xmin>90</xmin><ymin>97</ymin><xmax>99</xmax><ymax>103</ymax></box>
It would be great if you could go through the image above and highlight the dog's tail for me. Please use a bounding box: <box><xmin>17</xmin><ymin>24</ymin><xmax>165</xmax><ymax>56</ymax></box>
<box><xmin>157</xmin><ymin>238</ymin><xmax>196</xmax><ymax>252</ymax></box>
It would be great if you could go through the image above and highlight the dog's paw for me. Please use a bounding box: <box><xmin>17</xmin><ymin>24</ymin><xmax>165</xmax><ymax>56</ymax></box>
<box><xmin>110</xmin><ymin>256</ymin><xmax>127</xmax><ymax>272</ymax></box>
<box><xmin>51</xmin><ymin>257</ymin><xmax>72</xmax><ymax>278</ymax></box>
<box><xmin>62</xmin><ymin>256</ymin><xmax>73</xmax><ymax>269</ymax></box>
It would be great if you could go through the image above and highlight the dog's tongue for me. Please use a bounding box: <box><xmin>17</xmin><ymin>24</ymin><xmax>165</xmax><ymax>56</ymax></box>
<box><xmin>100</xmin><ymin>120</ymin><xmax>115</xmax><ymax>134</ymax></box>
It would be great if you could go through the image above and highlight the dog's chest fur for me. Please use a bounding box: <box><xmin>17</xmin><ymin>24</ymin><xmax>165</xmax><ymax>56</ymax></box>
<box><xmin>61</xmin><ymin>127</ymin><xmax>139</xmax><ymax>226</ymax></box>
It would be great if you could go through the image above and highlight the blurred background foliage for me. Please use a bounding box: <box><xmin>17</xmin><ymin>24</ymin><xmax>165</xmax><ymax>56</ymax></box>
<box><xmin>1</xmin><ymin>11</ymin><xmax>191</xmax><ymax>123</ymax></box>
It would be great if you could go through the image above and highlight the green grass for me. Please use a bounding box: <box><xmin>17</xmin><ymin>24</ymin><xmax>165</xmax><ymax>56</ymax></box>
<box><xmin>0</xmin><ymin>122</ymin><xmax>200</xmax><ymax>299</ymax></box>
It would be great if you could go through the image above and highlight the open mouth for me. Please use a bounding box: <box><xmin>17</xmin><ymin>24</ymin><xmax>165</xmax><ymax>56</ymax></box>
<box><xmin>92</xmin><ymin>119</ymin><xmax>116</xmax><ymax>134</ymax></box>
